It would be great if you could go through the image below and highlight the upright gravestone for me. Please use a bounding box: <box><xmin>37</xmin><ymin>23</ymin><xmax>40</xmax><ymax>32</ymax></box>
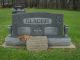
<box><xmin>3</xmin><ymin>0</ymin><xmax>72</xmax><ymax>49</ymax></box>
<box><xmin>4</xmin><ymin>12</ymin><xmax>71</xmax><ymax>46</ymax></box>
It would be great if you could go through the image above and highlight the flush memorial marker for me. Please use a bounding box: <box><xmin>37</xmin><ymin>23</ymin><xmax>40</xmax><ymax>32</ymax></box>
<box><xmin>27</xmin><ymin>36</ymin><xmax>48</xmax><ymax>51</ymax></box>
<box><xmin>3</xmin><ymin>0</ymin><xmax>75</xmax><ymax>51</ymax></box>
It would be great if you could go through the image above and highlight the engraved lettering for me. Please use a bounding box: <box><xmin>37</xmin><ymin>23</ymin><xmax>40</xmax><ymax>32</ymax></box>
<box><xmin>23</xmin><ymin>18</ymin><xmax>52</xmax><ymax>24</ymax></box>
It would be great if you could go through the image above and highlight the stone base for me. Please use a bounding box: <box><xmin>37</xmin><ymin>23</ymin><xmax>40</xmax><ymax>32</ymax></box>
<box><xmin>4</xmin><ymin>35</ymin><xmax>26</xmax><ymax>46</ymax></box>
<box><xmin>49</xmin><ymin>43</ymin><xmax>75</xmax><ymax>48</ymax></box>
<box><xmin>48</xmin><ymin>37</ymin><xmax>71</xmax><ymax>46</ymax></box>
<box><xmin>3</xmin><ymin>35</ymin><xmax>72</xmax><ymax>47</ymax></box>
<box><xmin>2</xmin><ymin>42</ymin><xmax>75</xmax><ymax>49</ymax></box>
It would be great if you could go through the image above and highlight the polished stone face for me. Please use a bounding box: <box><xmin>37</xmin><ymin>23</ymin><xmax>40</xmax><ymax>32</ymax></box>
<box><xmin>23</xmin><ymin>18</ymin><xmax>52</xmax><ymax>24</ymax></box>
<box><xmin>12</xmin><ymin>12</ymin><xmax>64</xmax><ymax>37</ymax></box>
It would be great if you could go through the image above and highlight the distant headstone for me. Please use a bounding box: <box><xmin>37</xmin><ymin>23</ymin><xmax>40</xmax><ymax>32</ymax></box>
<box><xmin>13</xmin><ymin>0</ymin><xmax>26</xmax><ymax>7</ymax></box>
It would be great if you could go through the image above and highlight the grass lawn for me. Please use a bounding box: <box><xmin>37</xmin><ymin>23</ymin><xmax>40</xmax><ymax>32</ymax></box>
<box><xmin>0</xmin><ymin>8</ymin><xmax>80</xmax><ymax>60</ymax></box>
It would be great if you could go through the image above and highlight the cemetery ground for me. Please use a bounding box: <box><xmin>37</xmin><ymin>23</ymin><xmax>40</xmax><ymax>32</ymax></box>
<box><xmin>0</xmin><ymin>8</ymin><xmax>80</xmax><ymax>60</ymax></box>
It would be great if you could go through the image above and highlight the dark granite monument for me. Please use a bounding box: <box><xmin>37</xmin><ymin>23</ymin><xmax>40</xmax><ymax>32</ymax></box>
<box><xmin>3</xmin><ymin>0</ymin><xmax>72</xmax><ymax>47</ymax></box>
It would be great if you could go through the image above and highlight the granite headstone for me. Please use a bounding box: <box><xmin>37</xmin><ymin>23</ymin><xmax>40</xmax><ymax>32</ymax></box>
<box><xmin>4</xmin><ymin>0</ymin><xmax>71</xmax><ymax>47</ymax></box>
